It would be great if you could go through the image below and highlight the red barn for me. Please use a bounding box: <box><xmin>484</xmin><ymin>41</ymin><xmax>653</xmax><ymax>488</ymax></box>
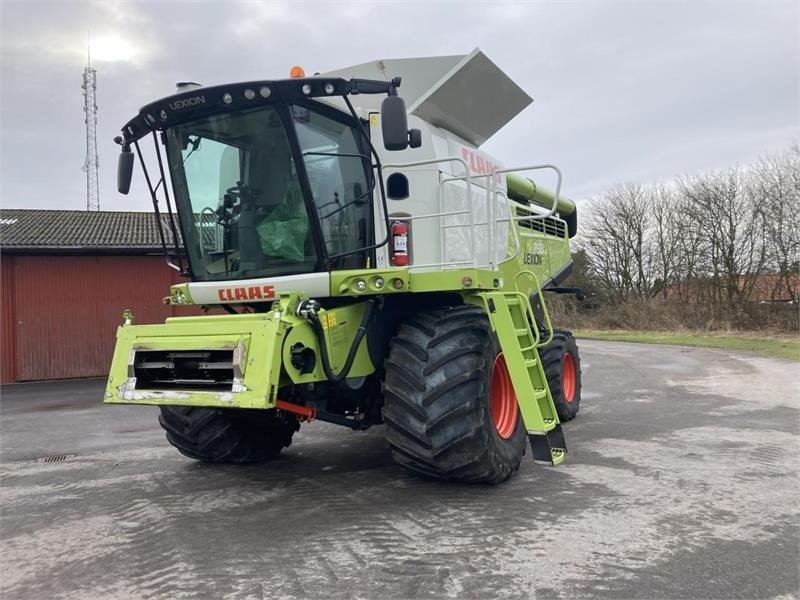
<box><xmin>1</xmin><ymin>209</ymin><xmax>191</xmax><ymax>383</ymax></box>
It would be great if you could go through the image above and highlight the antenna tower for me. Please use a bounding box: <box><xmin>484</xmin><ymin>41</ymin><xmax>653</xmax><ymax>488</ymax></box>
<box><xmin>82</xmin><ymin>36</ymin><xmax>100</xmax><ymax>211</ymax></box>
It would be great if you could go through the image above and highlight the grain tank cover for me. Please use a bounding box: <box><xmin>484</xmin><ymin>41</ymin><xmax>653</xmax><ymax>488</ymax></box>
<box><xmin>323</xmin><ymin>48</ymin><xmax>532</xmax><ymax>146</ymax></box>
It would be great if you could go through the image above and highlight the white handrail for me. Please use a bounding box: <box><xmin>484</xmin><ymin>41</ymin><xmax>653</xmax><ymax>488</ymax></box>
<box><xmin>380</xmin><ymin>159</ymin><xmax>565</xmax><ymax>271</ymax></box>
<box><xmin>493</xmin><ymin>164</ymin><xmax>563</xmax><ymax>221</ymax></box>
<box><xmin>383</xmin><ymin>157</ymin><xmax>475</xmax><ymax>269</ymax></box>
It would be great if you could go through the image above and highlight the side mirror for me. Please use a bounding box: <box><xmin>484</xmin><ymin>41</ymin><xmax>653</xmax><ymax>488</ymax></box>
<box><xmin>381</xmin><ymin>95</ymin><xmax>410</xmax><ymax>151</ymax></box>
<box><xmin>117</xmin><ymin>147</ymin><xmax>135</xmax><ymax>194</ymax></box>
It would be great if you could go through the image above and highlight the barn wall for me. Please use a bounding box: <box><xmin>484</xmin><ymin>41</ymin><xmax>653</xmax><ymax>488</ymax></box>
<box><xmin>1</xmin><ymin>256</ymin><xmax>16</xmax><ymax>383</ymax></box>
<box><xmin>5</xmin><ymin>255</ymin><xmax>186</xmax><ymax>381</ymax></box>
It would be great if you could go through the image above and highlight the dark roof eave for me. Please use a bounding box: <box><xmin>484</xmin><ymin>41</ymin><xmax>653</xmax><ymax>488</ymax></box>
<box><xmin>0</xmin><ymin>245</ymin><xmax>171</xmax><ymax>255</ymax></box>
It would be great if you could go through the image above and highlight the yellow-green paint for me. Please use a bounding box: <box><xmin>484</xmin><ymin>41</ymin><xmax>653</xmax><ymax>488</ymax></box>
<box><xmin>105</xmin><ymin>294</ymin><xmax>376</xmax><ymax>409</ymax></box>
<box><xmin>282</xmin><ymin>301</ymin><xmax>375</xmax><ymax>384</ymax></box>
<box><xmin>105</xmin><ymin>312</ymin><xmax>285</xmax><ymax>409</ymax></box>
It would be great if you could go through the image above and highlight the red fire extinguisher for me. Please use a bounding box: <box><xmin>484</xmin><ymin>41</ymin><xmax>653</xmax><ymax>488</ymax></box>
<box><xmin>391</xmin><ymin>221</ymin><xmax>409</xmax><ymax>266</ymax></box>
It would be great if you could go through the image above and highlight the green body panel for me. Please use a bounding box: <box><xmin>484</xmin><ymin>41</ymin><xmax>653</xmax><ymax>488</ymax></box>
<box><xmin>331</xmin><ymin>267</ymin><xmax>503</xmax><ymax>297</ymax></box>
<box><xmin>496</xmin><ymin>202</ymin><xmax>571</xmax><ymax>298</ymax></box>
<box><xmin>105</xmin><ymin>312</ymin><xmax>285</xmax><ymax>408</ymax></box>
<box><xmin>105</xmin><ymin>294</ymin><xmax>375</xmax><ymax>408</ymax></box>
<box><xmin>281</xmin><ymin>301</ymin><xmax>374</xmax><ymax>384</ymax></box>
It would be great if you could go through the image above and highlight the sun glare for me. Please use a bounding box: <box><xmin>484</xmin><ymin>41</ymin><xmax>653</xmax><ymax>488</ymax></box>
<box><xmin>90</xmin><ymin>34</ymin><xmax>138</xmax><ymax>63</ymax></box>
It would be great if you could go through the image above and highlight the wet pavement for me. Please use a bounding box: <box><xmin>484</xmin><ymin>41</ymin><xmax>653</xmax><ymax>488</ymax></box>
<box><xmin>1</xmin><ymin>340</ymin><xmax>798</xmax><ymax>599</ymax></box>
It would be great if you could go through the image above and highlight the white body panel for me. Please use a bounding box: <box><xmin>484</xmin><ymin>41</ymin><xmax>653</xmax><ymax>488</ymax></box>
<box><xmin>187</xmin><ymin>272</ymin><xmax>330</xmax><ymax>303</ymax></box>
<box><xmin>371</xmin><ymin>113</ymin><xmax>511</xmax><ymax>271</ymax></box>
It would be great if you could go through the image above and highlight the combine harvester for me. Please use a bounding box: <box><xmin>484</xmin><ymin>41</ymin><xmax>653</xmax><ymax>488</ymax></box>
<box><xmin>107</xmin><ymin>49</ymin><xmax>583</xmax><ymax>483</ymax></box>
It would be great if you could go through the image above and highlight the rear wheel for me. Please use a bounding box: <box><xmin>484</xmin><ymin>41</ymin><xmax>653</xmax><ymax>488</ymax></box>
<box><xmin>158</xmin><ymin>406</ymin><xmax>300</xmax><ymax>463</ymax></box>
<box><xmin>383</xmin><ymin>305</ymin><xmax>527</xmax><ymax>484</ymax></box>
<box><xmin>540</xmin><ymin>329</ymin><xmax>582</xmax><ymax>421</ymax></box>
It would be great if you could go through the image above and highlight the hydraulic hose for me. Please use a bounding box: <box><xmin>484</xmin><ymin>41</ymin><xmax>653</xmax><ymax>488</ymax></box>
<box><xmin>306</xmin><ymin>299</ymin><xmax>378</xmax><ymax>384</ymax></box>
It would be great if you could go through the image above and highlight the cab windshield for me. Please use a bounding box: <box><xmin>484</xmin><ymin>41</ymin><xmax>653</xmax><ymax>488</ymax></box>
<box><xmin>165</xmin><ymin>103</ymin><xmax>372</xmax><ymax>281</ymax></box>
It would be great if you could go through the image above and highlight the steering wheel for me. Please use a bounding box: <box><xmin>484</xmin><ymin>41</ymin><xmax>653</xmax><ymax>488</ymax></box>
<box><xmin>225</xmin><ymin>183</ymin><xmax>263</xmax><ymax>203</ymax></box>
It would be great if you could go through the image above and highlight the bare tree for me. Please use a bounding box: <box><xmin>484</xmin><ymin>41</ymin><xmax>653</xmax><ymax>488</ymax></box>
<box><xmin>679</xmin><ymin>167</ymin><xmax>768</xmax><ymax>307</ymax></box>
<box><xmin>751</xmin><ymin>144</ymin><xmax>800</xmax><ymax>303</ymax></box>
<box><xmin>573</xmin><ymin>143</ymin><xmax>797</xmax><ymax>331</ymax></box>
<box><xmin>580</xmin><ymin>183</ymin><xmax>654</xmax><ymax>301</ymax></box>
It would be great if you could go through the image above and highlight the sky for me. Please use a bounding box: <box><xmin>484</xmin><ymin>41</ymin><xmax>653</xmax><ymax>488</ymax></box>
<box><xmin>0</xmin><ymin>0</ymin><xmax>797</xmax><ymax>212</ymax></box>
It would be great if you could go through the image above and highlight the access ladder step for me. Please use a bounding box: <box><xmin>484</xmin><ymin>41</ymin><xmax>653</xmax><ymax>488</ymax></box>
<box><xmin>529</xmin><ymin>424</ymin><xmax>567</xmax><ymax>466</ymax></box>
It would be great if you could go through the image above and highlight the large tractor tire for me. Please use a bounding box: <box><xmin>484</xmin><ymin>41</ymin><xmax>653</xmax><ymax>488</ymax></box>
<box><xmin>383</xmin><ymin>305</ymin><xmax>527</xmax><ymax>484</ymax></box>
<box><xmin>158</xmin><ymin>406</ymin><xmax>299</xmax><ymax>463</ymax></box>
<box><xmin>540</xmin><ymin>329</ymin><xmax>582</xmax><ymax>422</ymax></box>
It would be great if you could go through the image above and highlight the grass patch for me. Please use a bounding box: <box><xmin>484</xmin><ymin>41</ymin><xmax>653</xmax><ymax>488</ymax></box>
<box><xmin>572</xmin><ymin>329</ymin><xmax>800</xmax><ymax>361</ymax></box>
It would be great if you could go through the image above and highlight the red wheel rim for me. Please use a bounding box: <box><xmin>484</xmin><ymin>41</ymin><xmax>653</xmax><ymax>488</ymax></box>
<box><xmin>562</xmin><ymin>352</ymin><xmax>576</xmax><ymax>403</ymax></box>
<box><xmin>491</xmin><ymin>354</ymin><xmax>518</xmax><ymax>439</ymax></box>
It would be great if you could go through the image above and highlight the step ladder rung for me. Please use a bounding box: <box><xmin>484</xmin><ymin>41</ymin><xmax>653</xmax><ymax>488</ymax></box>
<box><xmin>523</xmin><ymin>358</ymin><xmax>539</xmax><ymax>368</ymax></box>
<box><xmin>514</xmin><ymin>328</ymin><xmax>530</xmax><ymax>337</ymax></box>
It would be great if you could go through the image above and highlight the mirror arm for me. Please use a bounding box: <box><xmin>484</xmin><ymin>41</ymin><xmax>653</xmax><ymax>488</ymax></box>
<box><xmin>151</xmin><ymin>132</ymin><xmax>188</xmax><ymax>276</ymax></box>
<box><xmin>342</xmin><ymin>94</ymin><xmax>392</xmax><ymax>256</ymax></box>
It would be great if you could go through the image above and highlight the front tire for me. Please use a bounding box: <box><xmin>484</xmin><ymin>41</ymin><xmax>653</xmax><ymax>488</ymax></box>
<box><xmin>382</xmin><ymin>305</ymin><xmax>527</xmax><ymax>484</ymax></box>
<box><xmin>158</xmin><ymin>406</ymin><xmax>300</xmax><ymax>463</ymax></box>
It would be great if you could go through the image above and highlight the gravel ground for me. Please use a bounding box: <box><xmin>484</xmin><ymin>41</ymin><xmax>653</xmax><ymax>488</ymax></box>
<box><xmin>1</xmin><ymin>340</ymin><xmax>798</xmax><ymax>600</ymax></box>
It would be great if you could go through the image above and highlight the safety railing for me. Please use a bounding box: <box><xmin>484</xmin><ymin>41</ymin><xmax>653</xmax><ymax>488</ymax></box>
<box><xmin>380</xmin><ymin>160</ymin><xmax>565</xmax><ymax>272</ymax></box>
<box><xmin>382</xmin><ymin>157</ymin><xmax>475</xmax><ymax>270</ymax></box>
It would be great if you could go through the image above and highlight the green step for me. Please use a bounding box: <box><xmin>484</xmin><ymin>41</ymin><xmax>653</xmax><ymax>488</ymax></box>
<box><xmin>529</xmin><ymin>425</ymin><xmax>567</xmax><ymax>465</ymax></box>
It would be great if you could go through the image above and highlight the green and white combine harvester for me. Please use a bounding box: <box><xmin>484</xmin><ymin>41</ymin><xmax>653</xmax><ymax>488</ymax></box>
<box><xmin>107</xmin><ymin>49</ymin><xmax>583</xmax><ymax>483</ymax></box>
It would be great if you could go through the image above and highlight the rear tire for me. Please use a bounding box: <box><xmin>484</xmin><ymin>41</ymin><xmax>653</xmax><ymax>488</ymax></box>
<box><xmin>383</xmin><ymin>305</ymin><xmax>527</xmax><ymax>484</ymax></box>
<box><xmin>158</xmin><ymin>406</ymin><xmax>299</xmax><ymax>463</ymax></box>
<box><xmin>540</xmin><ymin>329</ymin><xmax>582</xmax><ymax>421</ymax></box>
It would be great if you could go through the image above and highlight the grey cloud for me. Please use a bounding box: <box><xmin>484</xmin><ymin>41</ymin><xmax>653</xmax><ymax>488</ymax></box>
<box><xmin>1</xmin><ymin>0</ymin><xmax>796</xmax><ymax>212</ymax></box>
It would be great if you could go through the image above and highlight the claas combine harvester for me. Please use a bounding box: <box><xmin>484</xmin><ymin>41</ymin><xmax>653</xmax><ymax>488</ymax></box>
<box><xmin>107</xmin><ymin>49</ymin><xmax>583</xmax><ymax>484</ymax></box>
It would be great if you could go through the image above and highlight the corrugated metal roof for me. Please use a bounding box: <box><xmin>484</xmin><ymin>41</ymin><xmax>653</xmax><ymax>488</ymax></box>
<box><xmin>0</xmin><ymin>209</ymin><xmax>180</xmax><ymax>251</ymax></box>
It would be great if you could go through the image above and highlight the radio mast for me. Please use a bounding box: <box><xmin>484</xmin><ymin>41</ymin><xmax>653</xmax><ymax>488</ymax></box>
<box><xmin>82</xmin><ymin>35</ymin><xmax>100</xmax><ymax>211</ymax></box>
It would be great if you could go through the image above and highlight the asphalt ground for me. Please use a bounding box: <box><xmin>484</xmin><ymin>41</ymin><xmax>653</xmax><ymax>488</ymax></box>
<box><xmin>1</xmin><ymin>340</ymin><xmax>798</xmax><ymax>600</ymax></box>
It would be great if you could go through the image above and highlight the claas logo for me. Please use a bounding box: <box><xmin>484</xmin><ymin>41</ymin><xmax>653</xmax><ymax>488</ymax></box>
<box><xmin>461</xmin><ymin>148</ymin><xmax>503</xmax><ymax>183</ymax></box>
<box><xmin>217</xmin><ymin>285</ymin><xmax>275</xmax><ymax>302</ymax></box>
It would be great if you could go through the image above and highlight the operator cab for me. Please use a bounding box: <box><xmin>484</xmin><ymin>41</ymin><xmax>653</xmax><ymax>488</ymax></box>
<box><xmin>115</xmin><ymin>76</ymin><xmax>418</xmax><ymax>281</ymax></box>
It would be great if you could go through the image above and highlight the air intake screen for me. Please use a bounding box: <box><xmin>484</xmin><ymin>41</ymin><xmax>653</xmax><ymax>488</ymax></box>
<box><xmin>133</xmin><ymin>350</ymin><xmax>235</xmax><ymax>391</ymax></box>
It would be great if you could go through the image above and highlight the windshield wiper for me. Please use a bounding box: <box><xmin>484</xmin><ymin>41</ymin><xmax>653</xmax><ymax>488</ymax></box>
<box><xmin>182</xmin><ymin>136</ymin><xmax>202</xmax><ymax>164</ymax></box>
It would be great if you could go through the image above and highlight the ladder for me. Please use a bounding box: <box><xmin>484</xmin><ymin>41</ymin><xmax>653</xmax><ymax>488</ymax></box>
<box><xmin>477</xmin><ymin>285</ymin><xmax>567</xmax><ymax>466</ymax></box>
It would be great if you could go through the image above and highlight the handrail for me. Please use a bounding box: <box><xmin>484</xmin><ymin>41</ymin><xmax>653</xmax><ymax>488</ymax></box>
<box><xmin>379</xmin><ymin>160</ymin><xmax>565</xmax><ymax>272</ymax></box>
<box><xmin>438</xmin><ymin>172</ymin><xmax>519</xmax><ymax>269</ymax></box>
<box><xmin>382</xmin><ymin>156</ymin><xmax>474</xmax><ymax>269</ymax></box>
<box><xmin>514</xmin><ymin>269</ymin><xmax>554</xmax><ymax>347</ymax></box>
<box><xmin>493</xmin><ymin>165</ymin><xmax>563</xmax><ymax>221</ymax></box>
